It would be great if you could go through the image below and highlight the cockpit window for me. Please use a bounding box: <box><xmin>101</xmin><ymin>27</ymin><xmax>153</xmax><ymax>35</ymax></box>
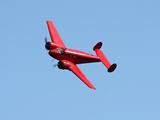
<box><xmin>57</xmin><ymin>48</ymin><xmax>65</xmax><ymax>55</ymax></box>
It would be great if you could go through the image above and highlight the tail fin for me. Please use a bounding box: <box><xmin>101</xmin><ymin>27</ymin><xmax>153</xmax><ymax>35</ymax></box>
<box><xmin>93</xmin><ymin>42</ymin><xmax>117</xmax><ymax>72</ymax></box>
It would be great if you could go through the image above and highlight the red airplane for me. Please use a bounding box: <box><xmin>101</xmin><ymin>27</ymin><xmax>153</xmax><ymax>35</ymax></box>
<box><xmin>45</xmin><ymin>21</ymin><xmax>117</xmax><ymax>90</ymax></box>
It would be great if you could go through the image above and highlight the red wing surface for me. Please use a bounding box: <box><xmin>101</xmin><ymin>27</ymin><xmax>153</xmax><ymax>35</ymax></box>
<box><xmin>69</xmin><ymin>64</ymin><xmax>96</xmax><ymax>90</ymax></box>
<box><xmin>47</xmin><ymin>21</ymin><xmax>66</xmax><ymax>48</ymax></box>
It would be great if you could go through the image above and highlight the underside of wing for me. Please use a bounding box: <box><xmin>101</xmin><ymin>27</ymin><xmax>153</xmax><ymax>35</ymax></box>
<box><xmin>47</xmin><ymin>21</ymin><xmax>66</xmax><ymax>48</ymax></box>
<box><xmin>69</xmin><ymin>63</ymin><xmax>96</xmax><ymax>90</ymax></box>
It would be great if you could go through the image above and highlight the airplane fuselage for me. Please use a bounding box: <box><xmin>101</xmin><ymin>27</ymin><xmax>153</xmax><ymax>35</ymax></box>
<box><xmin>49</xmin><ymin>48</ymin><xmax>100</xmax><ymax>64</ymax></box>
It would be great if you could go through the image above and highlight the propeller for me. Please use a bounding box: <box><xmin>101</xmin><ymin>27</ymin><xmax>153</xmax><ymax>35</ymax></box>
<box><xmin>45</xmin><ymin>37</ymin><xmax>50</xmax><ymax>50</ymax></box>
<box><xmin>53</xmin><ymin>61</ymin><xmax>63</xmax><ymax>69</ymax></box>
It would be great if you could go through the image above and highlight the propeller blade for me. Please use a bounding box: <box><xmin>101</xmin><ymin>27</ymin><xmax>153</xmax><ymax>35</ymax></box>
<box><xmin>53</xmin><ymin>64</ymin><xmax>57</xmax><ymax>68</ymax></box>
<box><xmin>45</xmin><ymin>37</ymin><xmax>47</xmax><ymax>43</ymax></box>
<box><xmin>51</xmin><ymin>59</ymin><xmax>54</xmax><ymax>62</ymax></box>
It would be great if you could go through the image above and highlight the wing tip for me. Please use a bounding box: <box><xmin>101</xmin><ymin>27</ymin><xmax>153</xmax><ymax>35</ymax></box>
<box><xmin>46</xmin><ymin>20</ymin><xmax>52</xmax><ymax>24</ymax></box>
<box><xmin>90</xmin><ymin>86</ymin><xmax>96</xmax><ymax>90</ymax></box>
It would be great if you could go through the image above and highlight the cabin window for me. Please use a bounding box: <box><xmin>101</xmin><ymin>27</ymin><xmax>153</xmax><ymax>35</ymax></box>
<box><xmin>73</xmin><ymin>56</ymin><xmax>76</xmax><ymax>58</ymax></box>
<box><xmin>69</xmin><ymin>55</ymin><xmax>72</xmax><ymax>57</ymax></box>
<box><xmin>77</xmin><ymin>57</ymin><xmax>80</xmax><ymax>59</ymax></box>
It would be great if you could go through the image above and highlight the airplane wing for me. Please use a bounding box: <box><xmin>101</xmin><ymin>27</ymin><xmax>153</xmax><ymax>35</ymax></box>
<box><xmin>46</xmin><ymin>21</ymin><xmax>66</xmax><ymax>48</ymax></box>
<box><xmin>69</xmin><ymin>63</ymin><xmax>96</xmax><ymax>90</ymax></box>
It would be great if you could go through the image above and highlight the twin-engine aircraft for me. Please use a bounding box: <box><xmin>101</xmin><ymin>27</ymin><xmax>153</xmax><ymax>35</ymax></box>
<box><xmin>45</xmin><ymin>21</ymin><xmax>117</xmax><ymax>90</ymax></box>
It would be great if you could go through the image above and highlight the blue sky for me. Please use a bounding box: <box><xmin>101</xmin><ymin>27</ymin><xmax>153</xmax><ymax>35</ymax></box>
<box><xmin>0</xmin><ymin>0</ymin><xmax>160</xmax><ymax>120</ymax></box>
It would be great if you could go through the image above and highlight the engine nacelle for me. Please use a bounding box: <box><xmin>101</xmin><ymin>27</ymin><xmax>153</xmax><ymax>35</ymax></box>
<box><xmin>45</xmin><ymin>42</ymin><xmax>60</xmax><ymax>50</ymax></box>
<box><xmin>57</xmin><ymin>60</ymin><xmax>72</xmax><ymax>70</ymax></box>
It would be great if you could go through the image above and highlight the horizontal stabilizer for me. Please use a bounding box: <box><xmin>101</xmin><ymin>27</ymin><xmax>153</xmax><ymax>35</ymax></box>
<box><xmin>94</xmin><ymin>42</ymin><xmax>117</xmax><ymax>72</ymax></box>
<box><xmin>95</xmin><ymin>49</ymin><xmax>111</xmax><ymax>68</ymax></box>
